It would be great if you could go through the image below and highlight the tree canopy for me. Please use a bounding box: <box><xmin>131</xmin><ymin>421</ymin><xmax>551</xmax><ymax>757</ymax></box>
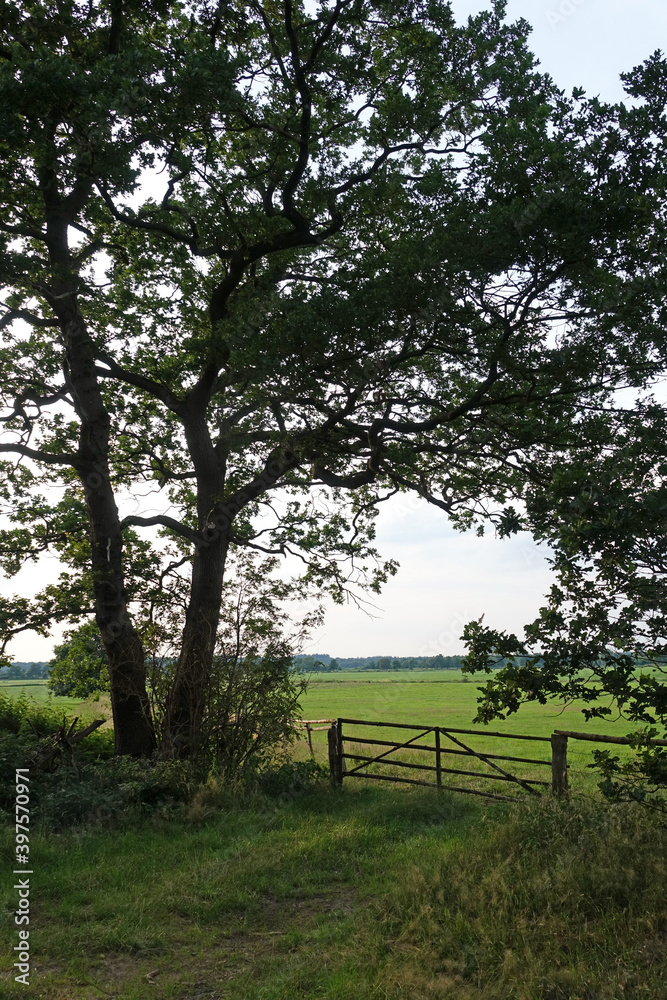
<box><xmin>2</xmin><ymin>0</ymin><xmax>667</xmax><ymax>759</ymax></box>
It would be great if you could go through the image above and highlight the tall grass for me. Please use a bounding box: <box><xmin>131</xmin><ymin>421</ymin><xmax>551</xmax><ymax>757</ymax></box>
<box><xmin>373</xmin><ymin>796</ymin><xmax>667</xmax><ymax>999</ymax></box>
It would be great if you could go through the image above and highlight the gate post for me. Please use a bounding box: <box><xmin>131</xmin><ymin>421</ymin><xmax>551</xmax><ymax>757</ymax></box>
<box><xmin>551</xmin><ymin>732</ymin><xmax>569</xmax><ymax>797</ymax></box>
<box><xmin>328</xmin><ymin>722</ymin><xmax>344</xmax><ymax>788</ymax></box>
<box><xmin>435</xmin><ymin>727</ymin><xmax>442</xmax><ymax>792</ymax></box>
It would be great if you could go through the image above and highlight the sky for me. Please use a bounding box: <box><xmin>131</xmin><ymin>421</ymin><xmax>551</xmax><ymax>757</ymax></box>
<box><xmin>3</xmin><ymin>0</ymin><xmax>666</xmax><ymax>662</ymax></box>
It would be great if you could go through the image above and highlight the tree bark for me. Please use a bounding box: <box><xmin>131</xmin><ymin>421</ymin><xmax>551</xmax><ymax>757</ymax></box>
<box><xmin>60</xmin><ymin>305</ymin><xmax>156</xmax><ymax>756</ymax></box>
<box><xmin>37</xmin><ymin>159</ymin><xmax>155</xmax><ymax>755</ymax></box>
<box><xmin>162</xmin><ymin>411</ymin><xmax>229</xmax><ymax>758</ymax></box>
<box><xmin>163</xmin><ymin>530</ymin><xmax>230</xmax><ymax>757</ymax></box>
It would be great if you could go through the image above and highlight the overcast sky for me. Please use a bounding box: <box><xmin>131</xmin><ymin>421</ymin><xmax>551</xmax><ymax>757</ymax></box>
<box><xmin>3</xmin><ymin>1</ymin><xmax>666</xmax><ymax>662</ymax></box>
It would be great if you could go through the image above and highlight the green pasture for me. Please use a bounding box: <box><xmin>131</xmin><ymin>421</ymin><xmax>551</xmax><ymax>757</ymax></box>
<box><xmin>295</xmin><ymin>669</ymin><xmax>653</xmax><ymax>796</ymax></box>
<box><xmin>0</xmin><ymin>679</ymin><xmax>77</xmax><ymax>708</ymax></box>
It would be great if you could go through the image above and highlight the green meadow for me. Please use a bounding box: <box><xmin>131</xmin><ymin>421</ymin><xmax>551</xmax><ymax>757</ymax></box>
<box><xmin>293</xmin><ymin>670</ymin><xmax>650</xmax><ymax>795</ymax></box>
<box><xmin>0</xmin><ymin>679</ymin><xmax>78</xmax><ymax>708</ymax></box>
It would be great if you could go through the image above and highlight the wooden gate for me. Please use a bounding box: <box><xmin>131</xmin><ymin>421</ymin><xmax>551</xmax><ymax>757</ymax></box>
<box><xmin>328</xmin><ymin>718</ymin><xmax>555</xmax><ymax>801</ymax></box>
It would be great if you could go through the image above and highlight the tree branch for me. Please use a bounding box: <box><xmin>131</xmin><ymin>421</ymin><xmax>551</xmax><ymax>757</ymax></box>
<box><xmin>120</xmin><ymin>514</ymin><xmax>200</xmax><ymax>544</ymax></box>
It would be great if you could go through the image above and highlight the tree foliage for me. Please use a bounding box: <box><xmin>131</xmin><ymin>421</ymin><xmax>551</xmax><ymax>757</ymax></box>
<box><xmin>47</xmin><ymin>619</ymin><xmax>110</xmax><ymax>699</ymax></box>
<box><xmin>2</xmin><ymin>1</ymin><xmax>667</xmax><ymax>759</ymax></box>
<box><xmin>462</xmin><ymin>403</ymin><xmax>667</xmax><ymax>805</ymax></box>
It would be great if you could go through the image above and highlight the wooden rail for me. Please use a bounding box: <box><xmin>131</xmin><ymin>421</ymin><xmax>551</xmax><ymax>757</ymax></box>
<box><xmin>292</xmin><ymin>718</ymin><xmax>335</xmax><ymax>755</ymax></box>
<box><xmin>554</xmin><ymin>729</ymin><xmax>667</xmax><ymax>747</ymax></box>
<box><xmin>338</xmin><ymin>718</ymin><xmax>552</xmax><ymax>741</ymax></box>
<box><xmin>325</xmin><ymin>719</ymin><xmax>663</xmax><ymax>802</ymax></box>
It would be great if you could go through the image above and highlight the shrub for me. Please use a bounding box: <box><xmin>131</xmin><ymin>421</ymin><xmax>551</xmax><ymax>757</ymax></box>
<box><xmin>152</xmin><ymin>551</ymin><xmax>318</xmax><ymax>780</ymax></box>
<box><xmin>256</xmin><ymin>758</ymin><xmax>329</xmax><ymax>797</ymax></box>
<box><xmin>35</xmin><ymin>757</ymin><xmax>191</xmax><ymax>830</ymax></box>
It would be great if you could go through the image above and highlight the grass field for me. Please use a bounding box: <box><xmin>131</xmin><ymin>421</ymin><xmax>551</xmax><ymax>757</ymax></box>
<box><xmin>2</xmin><ymin>672</ymin><xmax>650</xmax><ymax>796</ymax></box>
<box><xmin>2</xmin><ymin>785</ymin><xmax>666</xmax><ymax>999</ymax></box>
<box><xmin>0</xmin><ymin>679</ymin><xmax>83</xmax><ymax>709</ymax></box>
<box><xmin>293</xmin><ymin>670</ymin><xmax>651</xmax><ymax>796</ymax></box>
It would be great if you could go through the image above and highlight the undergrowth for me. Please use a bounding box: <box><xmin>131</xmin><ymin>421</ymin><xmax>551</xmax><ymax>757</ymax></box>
<box><xmin>373</xmin><ymin>796</ymin><xmax>667</xmax><ymax>999</ymax></box>
<box><xmin>0</xmin><ymin>692</ymin><xmax>329</xmax><ymax>830</ymax></box>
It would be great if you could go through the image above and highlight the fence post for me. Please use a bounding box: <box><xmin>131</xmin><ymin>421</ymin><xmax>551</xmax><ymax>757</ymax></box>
<box><xmin>327</xmin><ymin>723</ymin><xmax>338</xmax><ymax>786</ymax></box>
<box><xmin>306</xmin><ymin>722</ymin><xmax>314</xmax><ymax>756</ymax></box>
<box><xmin>551</xmin><ymin>732</ymin><xmax>569</xmax><ymax>797</ymax></box>
<box><xmin>435</xmin><ymin>727</ymin><xmax>442</xmax><ymax>792</ymax></box>
<box><xmin>336</xmin><ymin>718</ymin><xmax>345</xmax><ymax>785</ymax></box>
<box><xmin>328</xmin><ymin>722</ymin><xmax>344</xmax><ymax>788</ymax></box>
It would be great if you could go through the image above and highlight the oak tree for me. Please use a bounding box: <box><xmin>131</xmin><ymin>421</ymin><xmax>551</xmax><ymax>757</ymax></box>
<box><xmin>2</xmin><ymin>1</ymin><xmax>667</xmax><ymax>758</ymax></box>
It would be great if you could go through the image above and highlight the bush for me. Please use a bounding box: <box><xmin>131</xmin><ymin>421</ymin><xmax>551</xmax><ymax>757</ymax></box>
<box><xmin>0</xmin><ymin>693</ymin><xmax>113</xmax><ymax>802</ymax></box>
<box><xmin>0</xmin><ymin>679</ymin><xmax>327</xmax><ymax>831</ymax></box>
<box><xmin>35</xmin><ymin>757</ymin><xmax>191</xmax><ymax>830</ymax></box>
<box><xmin>256</xmin><ymin>758</ymin><xmax>329</xmax><ymax>797</ymax></box>
<box><xmin>186</xmin><ymin>758</ymin><xmax>329</xmax><ymax>825</ymax></box>
<box><xmin>191</xmin><ymin>646</ymin><xmax>307</xmax><ymax>781</ymax></box>
<box><xmin>152</xmin><ymin>552</ymin><xmax>317</xmax><ymax>780</ymax></box>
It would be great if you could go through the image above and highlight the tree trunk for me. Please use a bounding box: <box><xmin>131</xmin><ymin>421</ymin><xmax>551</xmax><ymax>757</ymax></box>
<box><xmin>84</xmin><ymin>487</ymin><xmax>157</xmax><ymax>757</ymax></box>
<box><xmin>161</xmin><ymin>408</ymin><xmax>229</xmax><ymax>758</ymax></box>
<box><xmin>61</xmin><ymin>305</ymin><xmax>156</xmax><ymax>756</ymax></box>
<box><xmin>41</xmin><ymin>170</ymin><xmax>155</xmax><ymax>756</ymax></box>
<box><xmin>162</xmin><ymin>530</ymin><xmax>230</xmax><ymax>757</ymax></box>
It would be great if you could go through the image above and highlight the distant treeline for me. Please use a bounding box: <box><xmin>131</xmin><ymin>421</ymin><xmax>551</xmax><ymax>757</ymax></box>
<box><xmin>292</xmin><ymin>654</ymin><xmax>667</xmax><ymax>674</ymax></box>
<box><xmin>292</xmin><ymin>654</ymin><xmax>468</xmax><ymax>672</ymax></box>
<box><xmin>4</xmin><ymin>654</ymin><xmax>663</xmax><ymax>684</ymax></box>
<box><xmin>0</xmin><ymin>662</ymin><xmax>49</xmax><ymax>680</ymax></box>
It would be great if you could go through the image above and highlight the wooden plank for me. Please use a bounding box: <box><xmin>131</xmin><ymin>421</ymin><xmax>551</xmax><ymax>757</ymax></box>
<box><xmin>344</xmin><ymin>735</ymin><xmax>551</xmax><ymax>766</ymax></box>
<box><xmin>441</xmin><ymin>730</ymin><xmax>541</xmax><ymax>796</ymax></box>
<box><xmin>327</xmin><ymin>723</ymin><xmax>337</xmax><ymax>786</ymax></box>
<box><xmin>345</xmin><ymin>771</ymin><xmax>519</xmax><ymax>802</ymax></box>
<box><xmin>343</xmin><ymin>753</ymin><xmax>437</xmax><ymax>773</ymax></box>
<box><xmin>328</xmin><ymin>723</ymin><xmax>342</xmax><ymax>787</ymax></box>
<box><xmin>336</xmin><ymin>719</ymin><xmax>345</xmax><ymax>783</ymax></box>
<box><xmin>554</xmin><ymin>729</ymin><xmax>667</xmax><ymax>747</ymax></box>
<box><xmin>69</xmin><ymin>719</ymin><xmax>105</xmax><ymax>744</ymax></box>
<box><xmin>340</xmin><ymin>718</ymin><xmax>441</xmax><ymax>731</ymax></box>
<box><xmin>341</xmin><ymin>753</ymin><xmax>549</xmax><ymax>785</ymax></box>
<box><xmin>338</xmin><ymin>719</ymin><xmax>551</xmax><ymax>741</ymax></box>
<box><xmin>347</xmin><ymin>735</ymin><xmax>439</xmax><ymax>752</ymax></box>
<box><xmin>435</xmin><ymin>767</ymin><xmax>548</xmax><ymax>787</ymax></box>
<box><xmin>344</xmin><ymin>772</ymin><xmax>437</xmax><ymax>789</ymax></box>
